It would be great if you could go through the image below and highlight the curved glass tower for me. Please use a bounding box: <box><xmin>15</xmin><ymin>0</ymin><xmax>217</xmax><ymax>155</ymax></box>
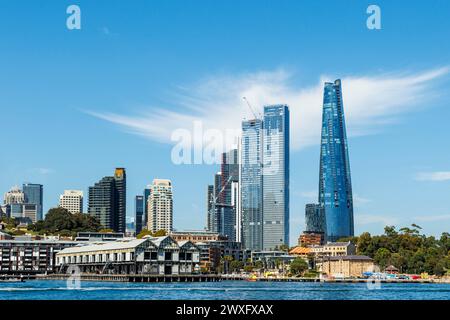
<box><xmin>319</xmin><ymin>79</ymin><xmax>354</xmax><ymax>242</ymax></box>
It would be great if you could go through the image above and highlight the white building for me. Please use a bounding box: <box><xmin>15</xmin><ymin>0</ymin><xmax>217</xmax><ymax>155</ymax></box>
<box><xmin>3</xmin><ymin>186</ymin><xmax>25</xmax><ymax>205</ymax></box>
<box><xmin>59</xmin><ymin>190</ymin><xmax>83</xmax><ymax>214</ymax></box>
<box><xmin>147</xmin><ymin>179</ymin><xmax>173</xmax><ymax>233</ymax></box>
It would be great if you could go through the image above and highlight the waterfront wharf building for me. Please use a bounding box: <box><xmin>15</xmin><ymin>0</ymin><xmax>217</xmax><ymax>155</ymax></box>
<box><xmin>56</xmin><ymin>236</ymin><xmax>200</xmax><ymax>275</ymax></box>
<box><xmin>59</xmin><ymin>190</ymin><xmax>83</xmax><ymax>214</ymax></box>
<box><xmin>318</xmin><ymin>80</ymin><xmax>354</xmax><ymax>241</ymax></box>
<box><xmin>317</xmin><ymin>255</ymin><xmax>374</xmax><ymax>278</ymax></box>
<box><xmin>0</xmin><ymin>240</ymin><xmax>77</xmax><ymax>274</ymax></box>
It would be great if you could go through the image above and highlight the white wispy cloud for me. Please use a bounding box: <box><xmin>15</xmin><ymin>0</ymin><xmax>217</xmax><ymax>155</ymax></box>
<box><xmin>415</xmin><ymin>171</ymin><xmax>450</xmax><ymax>182</ymax></box>
<box><xmin>413</xmin><ymin>214</ymin><xmax>450</xmax><ymax>222</ymax></box>
<box><xmin>356</xmin><ymin>214</ymin><xmax>399</xmax><ymax>226</ymax></box>
<box><xmin>33</xmin><ymin>168</ymin><xmax>53</xmax><ymax>175</ymax></box>
<box><xmin>86</xmin><ymin>66</ymin><xmax>449</xmax><ymax>151</ymax></box>
<box><xmin>353</xmin><ymin>194</ymin><xmax>372</xmax><ymax>205</ymax></box>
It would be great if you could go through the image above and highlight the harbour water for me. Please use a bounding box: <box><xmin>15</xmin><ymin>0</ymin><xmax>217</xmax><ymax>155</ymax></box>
<box><xmin>0</xmin><ymin>280</ymin><xmax>449</xmax><ymax>300</ymax></box>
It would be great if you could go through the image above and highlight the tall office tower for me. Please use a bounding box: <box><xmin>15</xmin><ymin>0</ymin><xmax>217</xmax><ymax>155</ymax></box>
<box><xmin>262</xmin><ymin>105</ymin><xmax>290</xmax><ymax>250</ymax></box>
<box><xmin>114</xmin><ymin>168</ymin><xmax>127</xmax><ymax>234</ymax></box>
<box><xmin>23</xmin><ymin>183</ymin><xmax>43</xmax><ymax>221</ymax></box>
<box><xmin>143</xmin><ymin>187</ymin><xmax>151</xmax><ymax>228</ymax></box>
<box><xmin>240</xmin><ymin>119</ymin><xmax>264</xmax><ymax>251</ymax></box>
<box><xmin>206</xmin><ymin>185</ymin><xmax>214</xmax><ymax>231</ymax></box>
<box><xmin>319</xmin><ymin>79</ymin><xmax>354</xmax><ymax>242</ymax></box>
<box><xmin>59</xmin><ymin>190</ymin><xmax>83</xmax><ymax>214</ymax></box>
<box><xmin>135</xmin><ymin>195</ymin><xmax>144</xmax><ymax>234</ymax></box>
<box><xmin>147</xmin><ymin>179</ymin><xmax>173</xmax><ymax>233</ymax></box>
<box><xmin>4</xmin><ymin>186</ymin><xmax>25</xmax><ymax>205</ymax></box>
<box><xmin>88</xmin><ymin>176</ymin><xmax>116</xmax><ymax>230</ymax></box>
<box><xmin>305</xmin><ymin>203</ymin><xmax>326</xmax><ymax>234</ymax></box>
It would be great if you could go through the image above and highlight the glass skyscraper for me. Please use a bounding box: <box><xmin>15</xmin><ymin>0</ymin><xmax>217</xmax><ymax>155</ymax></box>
<box><xmin>22</xmin><ymin>183</ymin><xmax>43</xmax><ymax>221</ymax></box>
<box><xmin>262</xmin><ymin>105</ymin><xmax>289</xmax><ymax>250</ymax></box>
<box><xmin>318</xmin><ymin>79</ymin><xmax>354</xmax><ymax>242</ymax></box>
<box><xmin>135</xmin><ymin>195</ymin><xmax>144</xmax><ymax>234</ymax></box>
<box><xmin>240</xmin><ymin>119</ymin><xmax>264</xmax><ymax>251</ymax></box>
<box><xmin>114</xmin><ymin>168</ymin><xmax>127</xmax><ymax>234</ymax></box>
<box><xmin>88</xmin><ymin>176</ymin><xmax>116</xmax><ymax>230</ymax></box>
<box><xmin>88</xmin><ymin>168</ymin><xmax>127</xmax><ymax>233</ymax></box>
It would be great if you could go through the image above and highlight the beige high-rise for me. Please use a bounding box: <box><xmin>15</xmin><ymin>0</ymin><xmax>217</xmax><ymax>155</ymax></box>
<box><xmin>147</xmin><ymin>179</ymin><xmax>173</xmax><ymax>233</ymax></box>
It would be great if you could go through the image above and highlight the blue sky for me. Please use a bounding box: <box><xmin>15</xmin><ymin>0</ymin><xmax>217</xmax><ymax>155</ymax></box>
<box><xmin>1</xmin><ymin>1</ymin><xmax>449</xmax><ymax>244</ymax></box>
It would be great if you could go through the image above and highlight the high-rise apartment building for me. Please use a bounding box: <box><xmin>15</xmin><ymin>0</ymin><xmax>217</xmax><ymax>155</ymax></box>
<box><xmin>88</xmin><ymin>176</ymin><xmax>115</xmax><ymax>230</ymax></box>
<box><xmin>147</xmin><ymin>179</ymin><xmax>173</xmax><ymax>233</ymax></box>
<box><xmin>114</xmin><ymin>168</ymin><xmax>127</xmax><ymax>234</ymax></box>
<box><xmin>22</xmin><ymin>183</ymin><xmax>43</xmax><ymax>221</ymax></box>
<box><xmin>262</xmin><ymin>105</ymin><xmax>289</xmax><ymax>250</ymax></box>
<box><xmin>59</xmin><ymin>190</ymin><xmax>83</xmax><ymax>214</ymax></box>
<box><xmin>318</xmin><ymin>79</ymin><xmax>354</xmax><ymax>241</ymax></box>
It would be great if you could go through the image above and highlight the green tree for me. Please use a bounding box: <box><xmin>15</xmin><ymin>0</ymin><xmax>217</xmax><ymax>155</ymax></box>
<box><xmin>290</xmin><ymin>257</ymin><xmax>308</xmax><ymax>276</ymax></box>
<box><xmin>374</xmin><ymin>247</ymin><xmax>392</xmax><ymax>270</ymax></box>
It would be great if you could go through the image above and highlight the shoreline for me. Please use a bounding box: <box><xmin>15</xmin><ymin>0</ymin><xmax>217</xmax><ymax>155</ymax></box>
<box><xmin>18</xmin><ymin>274</ymin><xmax>447</xmax><ymax>284</ymax></box>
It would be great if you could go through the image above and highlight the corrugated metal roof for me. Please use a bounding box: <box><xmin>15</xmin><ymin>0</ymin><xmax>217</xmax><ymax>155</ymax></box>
<box><xmin>57</xmin><ymin>238</ymin><xmax>148</xmax><ymax>254</ymax></box>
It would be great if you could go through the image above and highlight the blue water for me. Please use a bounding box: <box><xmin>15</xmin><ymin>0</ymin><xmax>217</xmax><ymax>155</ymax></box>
<box><xmin>0</xmin><ymin>280</ymin><xmax>449</xmax><ymax>300</ymax></box>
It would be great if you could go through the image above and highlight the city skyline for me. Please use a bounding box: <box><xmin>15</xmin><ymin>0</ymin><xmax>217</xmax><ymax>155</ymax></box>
<box><xmin>1</xmin><ymin>1</ymin><xmax>450</xmax><ymax>245</ymax></box>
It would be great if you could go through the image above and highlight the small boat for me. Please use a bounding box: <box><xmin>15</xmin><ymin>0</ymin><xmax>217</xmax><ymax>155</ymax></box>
<box><xmin>246</xmin><ymin>275</ymin><xmax>257</xmax><ymax>282</ymax></box>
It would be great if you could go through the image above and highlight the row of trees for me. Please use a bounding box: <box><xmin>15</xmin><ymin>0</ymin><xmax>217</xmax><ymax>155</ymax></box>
<box><xmin>339</xmin><ymin>225</ymin><xmax>450</xmax><ymax>276</ymax></box>
<box><xmin>216</xmin><ymin>256</ymin><xmax>309</xmax><ymax>276</ymax></box>
<box><xmin>27</xmin><ymin>207</ymin><xmax>102</xmax><ymax>237</ymax></box>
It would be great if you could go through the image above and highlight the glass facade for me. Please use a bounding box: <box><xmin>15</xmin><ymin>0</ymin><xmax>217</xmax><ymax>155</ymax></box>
<box><xmin>22</xmin><ymin>183</ymin><xmax>43</xmax><ymax>221</ymax></box>
<box><xmin>135</xmin><ymin>195</ymin><xmax>144</xmax><ymax>234</ymax></box>
<box><xmin>144</xmin><ymin>187</ymin><xmax>151</xmax><ymax>227</ymax></box>
<box><xmin>88</xmin><ymin>176</ymin><xmax>116</xmax><ymax>230</ymax></box>
<box><xmin>114</xmin><ymin>168</ymin><xmax>127</xmax><ymax>233</ymax></box>
<box><xmin>240</xmin><ymin>119</ymin><xmax>263</xmax><ymax>251</ymax></box>
<box><xmin>305</xmin><ymin>203</ymin><xmax>326</xmax><ymax>234</ymax></box>
<box><xmin>262</xmin><ymin>105</ymin><xmax>289</xmax><ymax>250</ymax></box>
<box><xmin>318</xmin><ymin>79</ymin><xmax>354</xmax><ymax>242</ymax></box>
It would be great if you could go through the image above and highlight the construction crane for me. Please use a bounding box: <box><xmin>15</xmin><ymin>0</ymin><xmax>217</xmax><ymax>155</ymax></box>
<box><xmin>243</xmin><ymin>96</ymin><xmax>261</xmax><ymax>119</ymax></box>
<box><xmin>208</xmin><ymin>175</ymin><xmax>234</xmax><ymax>233</ymax></box>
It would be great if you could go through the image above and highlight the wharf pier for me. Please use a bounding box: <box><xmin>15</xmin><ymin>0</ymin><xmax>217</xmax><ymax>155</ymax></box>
<box><xmin>36</xmin><ymin>274</ymin><xmax>440</xmax><ymax>283</ymax></box>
